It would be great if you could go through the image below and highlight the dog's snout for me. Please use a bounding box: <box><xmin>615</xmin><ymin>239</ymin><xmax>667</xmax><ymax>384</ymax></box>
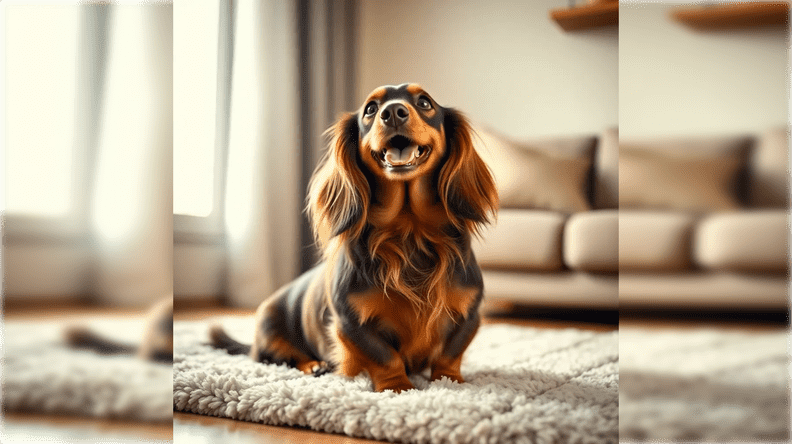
<box><xmin>380</xmin><ymin>103</ymin><xmax>409</xmax><ymax>128</ymax></box>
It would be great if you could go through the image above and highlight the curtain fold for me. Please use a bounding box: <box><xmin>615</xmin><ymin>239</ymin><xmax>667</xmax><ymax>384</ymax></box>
<box><xmin>223</xmin><ymin>0</ymin><xmax>302</xmax><ymax>307</ymax></box>
<box><xmin>90</xmin><ymin>4</ymin><xmax>173</xmax><ymax>307</ymax></box>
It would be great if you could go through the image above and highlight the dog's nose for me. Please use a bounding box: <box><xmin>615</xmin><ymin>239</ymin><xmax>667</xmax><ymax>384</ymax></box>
<box><xmin>380</xmin><ymin>103</ymin><xmax>409</xmax><ymax>128</ymax></box>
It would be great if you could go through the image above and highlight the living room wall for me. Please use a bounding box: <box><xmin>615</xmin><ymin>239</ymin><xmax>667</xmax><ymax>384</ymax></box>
<box><xmin>356</xmin><ymin>0</ymin><xmax>618</xmax><ymax>138</ymax></box>
<box><xmin>620</xmin><ymin>3</ymin><xmax>788</xmax><ymax>139</ymax></box>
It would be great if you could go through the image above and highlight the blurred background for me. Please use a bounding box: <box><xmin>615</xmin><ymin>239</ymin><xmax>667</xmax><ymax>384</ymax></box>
<box><xmin>619</xmin><ymin>1</ymin><xmax>789</xmax><ymax>315</ymax></box>
<box><xmin>3</xmin><ymin>1</ymin><xmax>172</xmax><ymax>442</ymax></box>
<box><xmin>619</xmin><ymin>2</ymin><xmax>789</xmax><ymax>441</ymax></box>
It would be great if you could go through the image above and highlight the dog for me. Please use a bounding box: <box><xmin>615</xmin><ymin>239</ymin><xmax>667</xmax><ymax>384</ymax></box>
<box><xmin>64</xmin><ymin>297</ymin><xmax>173</xmax><ymax>363</ymax></box>
<box><xmin>210</xmin><ymin>84</ymin><xmax>498</xmax><ymax>392</ymax></box>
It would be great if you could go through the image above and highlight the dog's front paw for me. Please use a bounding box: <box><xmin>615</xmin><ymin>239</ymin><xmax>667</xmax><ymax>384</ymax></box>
<box><xmin>311</xmin><ymin>361</ymin><xmax>334</xmax><ymax>377</ymax></box>
<box><xmin>297</xmin><ymin>360</ymin><xmax>333</xmax><ymax>376</ymax></box>
<box><xmin>374</xmin><ymin>375</ymin><xmax>415</xmax><ymax>393</ymax></box>
<box><xmin>430</xmin><ymin>371</ymin><xmax>465</xmax><ymax>384</ymax></box>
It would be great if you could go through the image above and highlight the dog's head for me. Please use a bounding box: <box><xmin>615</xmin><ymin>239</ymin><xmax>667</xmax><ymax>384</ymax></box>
<box><xmin>357</xmin><ymin>84</ymin><xmax>446</xmax><ymax>181</ymax></box>
<box><xmin>309</xmin><ymin>83</ymin><xmax>498</xmax><ymax>245</ymax></box>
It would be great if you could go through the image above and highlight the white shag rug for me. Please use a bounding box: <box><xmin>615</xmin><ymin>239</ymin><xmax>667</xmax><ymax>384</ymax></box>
<box><xmin>2</xmin><ymin>317</ymin><xmax>172</xmax><ymax>422</ymax></box>
<box><xmin>173</xmin><ymin>317</ymin><xmax>618</xmax><ymax>444</ymax></box>
<box><xmin>619</xmin><ymin>327</ymin><xmax>790</xmax><ymax>442</ymax></box>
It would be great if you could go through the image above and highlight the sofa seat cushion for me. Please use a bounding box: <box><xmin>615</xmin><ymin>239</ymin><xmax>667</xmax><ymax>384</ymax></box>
<box><xmin>564</xmin><ymin>210</ymin><xmax>618</xmax><ymax>272</ymax></box>
<box><xmin>693</xmin><ymin>211</ymin><xmax>788</xmax><ymax>273</ymax></box>
<box><xmin>472</xmin><ymin>209</ymin><xmax>566</xmax><ymax>271</ymax></box>
<box><xmin>619</xmin><ymin>211</ymin><xmax>696</xmax><ymax>271</ymax></box>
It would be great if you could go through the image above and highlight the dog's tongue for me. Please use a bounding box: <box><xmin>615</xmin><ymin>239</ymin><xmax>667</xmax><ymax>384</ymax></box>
<box><xmin>385</xmin><ymin>146</ymin><xmax>418</xmax><ymax>165</ymax></box>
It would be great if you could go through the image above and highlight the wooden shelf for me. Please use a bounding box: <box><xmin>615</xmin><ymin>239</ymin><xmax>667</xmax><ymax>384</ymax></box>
<box><xmin>672</xmin><ymin>2</ymin><xmax>789</xmax><ymax>30</ymax></box>
<box><xmin>550</xmin><ymin>2</ymin><xmax>619</xmax><ymax>32</ymax></box>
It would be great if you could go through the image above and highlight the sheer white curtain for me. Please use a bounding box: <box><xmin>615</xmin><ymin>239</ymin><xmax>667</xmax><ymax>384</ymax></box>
<box><xmin>223</xmin><ymin>0</ymin><xmax>302</xmax><ymax>307</ymax></box>
<box><xmin>90</xmin><ymin>4</ymin><xmax>173</xmax><ymax>306</ymax></box>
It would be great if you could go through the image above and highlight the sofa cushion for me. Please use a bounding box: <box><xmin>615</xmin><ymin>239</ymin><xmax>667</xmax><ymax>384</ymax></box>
<box><xmin>693</xmin><ymin>211</ymin><xmax>788</xmax><ymax>273</ymax></box>
<box><xmin>475</xmin><ymin>128</ymin><xmax>595</xmax><ymax>212</ymax></box>
<box><xmin>619</xmin><ymin>136</ymin><xmax>751</xmax><ymax>212</ymax></box>
<box><xmin>749</xmin><ymin>127</ymin><xmax>789</xmax><ymax>208</ymax></box>
<box><xmin>564</xmin><ymin>210</ymin><xmax>618</xmax><ymax>272</ymax></box>
<box><xmin>619</xmin><ymin>211</ymin><xmax>696</xmax><ymax>271</ymax></box>
<box><xmin>594</xmin><ymin>127</ymin><xmax>618</xmax><ymax>209</ymax></box>
<box><xmin>472</xmin><ymin>209</ymin><xmax>566</xmax><ymax>271</ymax></box>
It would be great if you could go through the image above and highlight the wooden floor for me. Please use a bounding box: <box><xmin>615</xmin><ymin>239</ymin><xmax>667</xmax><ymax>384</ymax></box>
<box><xmin>174</xmin><ymin>411</ymin><xmax>379</xmax><ymax>444</ymax></box>
<box><xmin>3</xmin><ymin>411</ymin><xmax>172</xmax><ymax>442</ymax></box>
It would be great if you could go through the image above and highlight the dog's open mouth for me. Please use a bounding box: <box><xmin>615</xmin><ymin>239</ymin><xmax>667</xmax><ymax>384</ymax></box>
<box><xmin>375</xmin><ymin>135</ymin><xmax>431</xmax><ymax>172</ymax></box>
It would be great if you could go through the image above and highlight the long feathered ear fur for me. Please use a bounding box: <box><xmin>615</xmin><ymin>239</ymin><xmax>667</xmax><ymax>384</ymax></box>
<box><xmin>308</xmin><ymin>112</ymin><xmax>369</xmax><ymax>247</ymax></box>
<box><xmin>438</xmin><ymin>108</ymin><xmax>499</xmax><ymax>234</ymax></box>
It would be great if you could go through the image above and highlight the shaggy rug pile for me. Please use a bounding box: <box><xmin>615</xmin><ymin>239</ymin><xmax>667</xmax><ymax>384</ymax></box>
<box><xmin>173</xmin><ymin>317</ymin><xmax>618</xmax><ymax>444</ymax></box>
<box><xmin>2</xmin><ymin>317</ymin><xmax>172</xmax><ymax>422</ymax></box>
<box><xmin>619</xmin><ymin>327</ymin><xmax>789</xmax><ymax>442</ymax></box>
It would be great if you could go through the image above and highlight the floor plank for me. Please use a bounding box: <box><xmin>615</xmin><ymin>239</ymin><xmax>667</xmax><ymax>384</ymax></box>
<box><xmin>3</xmin><ymin>411</ymin><xmax>172</xmax><ymax>442</ymax></box>
<box><xmin>175</xmin><ymin>411</ymin><xmax>380</xmax><ymax>444</ymax></box>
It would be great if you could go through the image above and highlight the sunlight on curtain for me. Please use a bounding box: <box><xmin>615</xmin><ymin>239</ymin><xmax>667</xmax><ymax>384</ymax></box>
<box><xmin>92</xmin><ymin>8</ymin><xmax>159</xmax><ymax>243</ymax></box>
<box><xmin>90</xmin><ymin>4</ymin><xmax>172</xmax><ymax>306</ymax></box>
<box><xmin>173</xmin><ymin>0</ymin><xmax>218</xmax><ymax>218</ymax></box>
<box><xmin>5</xmin><ymin>5</ymin><xmax>79</xmax><ymax>217</ymax></box>
<box><xmin>223</xmin><ymin>0</ymin><xmax>262</xmax><ymax>244</ymax></box>
<box><xmin>223</xmin><ymin>0</ymin><xmax>301</xmax><ymax>306</ymax></box>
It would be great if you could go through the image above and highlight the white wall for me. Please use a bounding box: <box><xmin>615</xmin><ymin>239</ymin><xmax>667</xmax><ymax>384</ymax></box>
<box><xmin>357</xmin><ymin>0</ymin><xmax>618</xmax><ymax>138</ymax></box>
<box><xmin>620</xmin><ymin>3</ymin><xmax>788</xmax><ymax>139</ymax></box>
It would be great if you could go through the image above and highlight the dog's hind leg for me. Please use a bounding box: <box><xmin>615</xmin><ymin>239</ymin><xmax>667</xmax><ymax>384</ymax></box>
<box><xmin>253</xmin><ymin>335</ymin><xmax>330</xmax><ymax>376</ymax></box>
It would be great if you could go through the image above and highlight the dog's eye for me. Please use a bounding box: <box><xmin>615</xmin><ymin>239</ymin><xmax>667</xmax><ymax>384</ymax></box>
<box><xmin>364</xmin><ymin>102</ymin><xmax>378</xmax><ymax>116</ymax></box>
<box><xmin>417</xmin><ymin>97</ymin><xmax>432</xmax><ymax>110</ymax></box>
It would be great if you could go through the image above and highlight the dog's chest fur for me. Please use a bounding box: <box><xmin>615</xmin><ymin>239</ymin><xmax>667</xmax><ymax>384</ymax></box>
<box><xmin>346</xmin><ymin>284</ymin><xmax>475</xmax><ymax>373</ymax></box>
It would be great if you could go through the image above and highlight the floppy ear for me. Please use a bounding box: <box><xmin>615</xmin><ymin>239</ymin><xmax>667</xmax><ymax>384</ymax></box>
<box><xmin>438</xmin><ymin>108</ymin><xmax>499</xmax><ymax>232</ymax></box>
<box><xmin>308</xmin><ymin>112</ymin><xmax>369</xmax><ymax>246</ymax></box>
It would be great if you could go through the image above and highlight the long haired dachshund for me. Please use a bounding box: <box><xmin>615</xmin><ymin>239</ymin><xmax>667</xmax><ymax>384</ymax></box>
<box><xmin>210</xmin><ymin>84</ymin><xmax>497</xmax><ymax>392</ymax></box>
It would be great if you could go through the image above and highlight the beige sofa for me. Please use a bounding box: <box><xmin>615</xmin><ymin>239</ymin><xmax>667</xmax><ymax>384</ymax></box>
<box><xmin>472</xmin><ymin>126</ymin><xmax>788</xmax><ymax>311</ymax></box>
<box><xmin>472</xmin><ymin>127</ymin><xmax>619</xmax><ymax>309</ymax></box>
<box><xmin>618</xmin><ymin>128</ymin><xmax>789</xmax><ymax>310</ymax></box>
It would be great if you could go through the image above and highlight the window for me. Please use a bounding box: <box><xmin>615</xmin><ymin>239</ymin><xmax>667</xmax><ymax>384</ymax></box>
<box><xmin>5</xmin><ymin>5</ymin><xmax>81</xmax><ymax>221</ymax></box>
<box><xmin>173</xmin><ymin>0</ymin><xmax>228</xmax><ymax>240</ymax></box>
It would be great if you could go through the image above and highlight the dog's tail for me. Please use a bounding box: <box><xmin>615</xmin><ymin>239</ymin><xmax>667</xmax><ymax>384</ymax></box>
<box><xmin>64</xmin><ymin>327</ymin><xmax>137</xmax><ymax>355</ymax></box>
<box><xmin>208</xmin><ymin>325</ymin><xmax>251</xmax><ymax>356</ymax></box>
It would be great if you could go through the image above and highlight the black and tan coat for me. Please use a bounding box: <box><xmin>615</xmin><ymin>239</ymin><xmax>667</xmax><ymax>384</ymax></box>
<box><xmin>210</xmin><ymin>84</ymin><xmax>498</xmax><ymax>393</ymax></box>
